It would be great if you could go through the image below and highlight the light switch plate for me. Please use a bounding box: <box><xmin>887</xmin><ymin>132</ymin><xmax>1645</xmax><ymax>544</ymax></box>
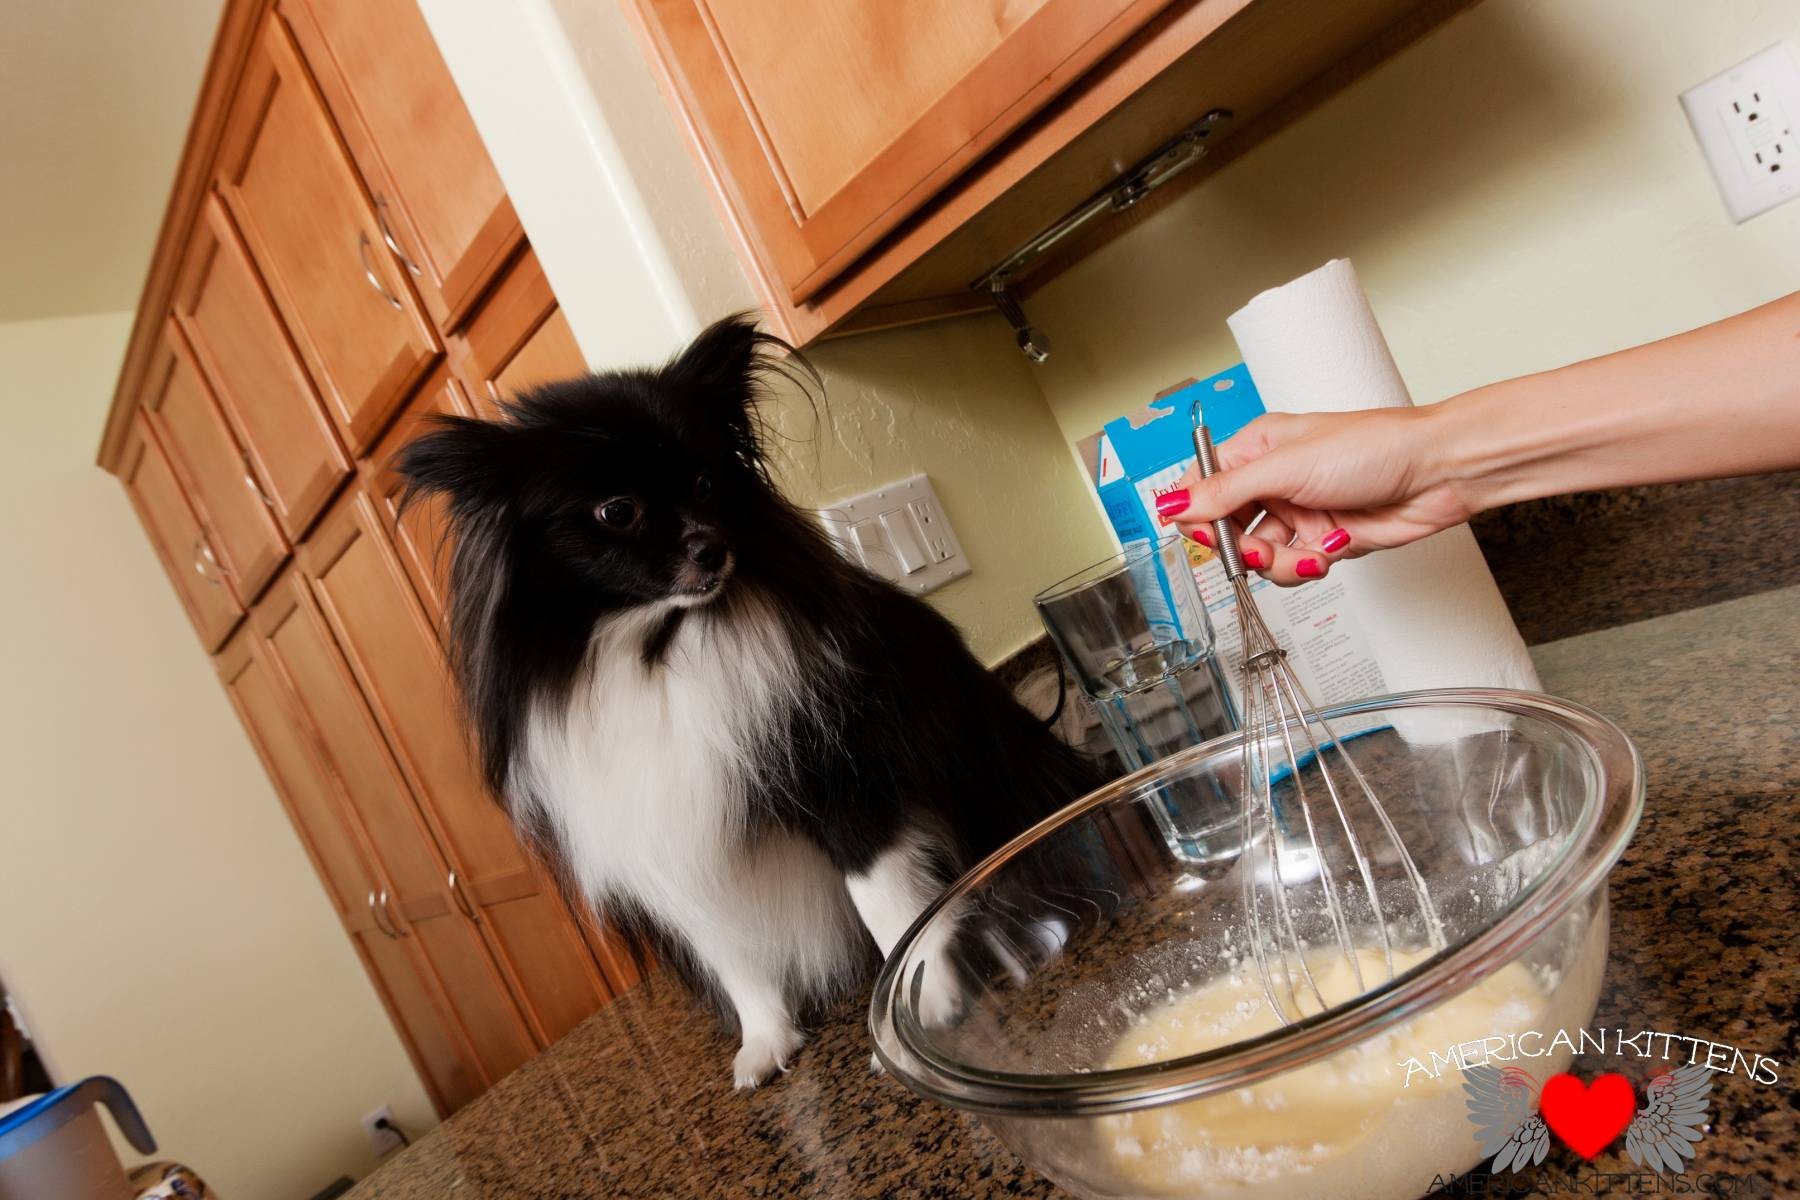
<box><xmin>1680</xmin><ymin>42</ymin><xmax>1800</xmax><ymax>223</ymax></box>
<box><xmin>816</xmin><ymin>473</ymin><xmax>970</xmax><ymax>595</ymax></box>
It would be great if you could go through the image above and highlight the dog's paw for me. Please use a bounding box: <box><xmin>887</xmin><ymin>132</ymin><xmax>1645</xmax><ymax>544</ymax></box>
<box><xmin>732</xmin><ymin>1025</ymin><xmax>805</xmax><ymax>1089</ymax></box>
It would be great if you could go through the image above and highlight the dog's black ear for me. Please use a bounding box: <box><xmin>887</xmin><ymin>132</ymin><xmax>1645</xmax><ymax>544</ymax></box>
<box><xmin>662</xmin><ymin>313</ymin><xmax>816</xmax><ymax>444</ymax></box>
<box><xmin>395</xmin><ymin>415</ymin><xmax>520</xmax><ymax>516</ymax></box>
<box><xmin>665</xmin><ymin>313</ymin><xmax>763</xmax><ymax>404</ymax></box>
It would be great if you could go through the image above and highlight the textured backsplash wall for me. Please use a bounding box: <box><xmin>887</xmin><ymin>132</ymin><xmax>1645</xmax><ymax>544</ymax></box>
<box><xmin>768</xmin><ymin>317</ymin><xmax>1115</xmax><ymax>664</ymax></box>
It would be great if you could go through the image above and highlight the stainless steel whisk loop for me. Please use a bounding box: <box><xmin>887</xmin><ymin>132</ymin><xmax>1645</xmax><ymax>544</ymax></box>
<box><xmin>1191</xmin><ymin>403</ymin><xmax>1445</xmax><ymax>1025</ymax></box>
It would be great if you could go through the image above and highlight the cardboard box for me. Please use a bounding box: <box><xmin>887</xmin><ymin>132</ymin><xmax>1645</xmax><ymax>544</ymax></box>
<box><xmin>1078</xmin><ymin>365</ymin><xmax>1389</xmax><ymax>715</ymax></box>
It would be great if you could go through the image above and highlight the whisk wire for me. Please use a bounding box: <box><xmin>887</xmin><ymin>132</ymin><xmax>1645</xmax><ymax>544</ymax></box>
<box><xmin>1193</xmin><ymin>403</ymin><xmax>1446</xmax><ymax>1027</ymax></box>
<box><xmin>1318</xmin><ymin>722</ymin><xmax>1448</xmax><ymax>953</ymax></box>
<box><xmin>1238</xmin><ymin>648</ymin><xmax>1315</xmax><ymax>1019</ymax></box>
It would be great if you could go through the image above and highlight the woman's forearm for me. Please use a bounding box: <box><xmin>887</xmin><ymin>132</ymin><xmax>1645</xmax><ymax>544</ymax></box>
<box><xmin>1435</xmin><ymin>291</ymin><xmax>1800</xmax><ymax>514</ymax></box>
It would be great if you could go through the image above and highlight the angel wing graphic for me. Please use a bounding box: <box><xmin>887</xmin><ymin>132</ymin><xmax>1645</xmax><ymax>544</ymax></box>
<box><xmin>1462</xmin><ymin>1065</ymin><xmax>1549</xmax><ymax>1174</ymax></box>
<box><xmin>1623</xmin><ymin>1064</ymin><xmax>1713</xmax><ymax>1173</ymax></box>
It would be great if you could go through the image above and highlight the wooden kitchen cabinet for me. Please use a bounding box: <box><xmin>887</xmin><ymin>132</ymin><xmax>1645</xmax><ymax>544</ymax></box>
<box><xmin>215</xmin><ymin>624</ymin><xmax>484</xmax><ymax>1114</ymax></box>
<box><xmin>366</xmin><ymin>365</ymin><xmax>475</xmax><ymax>625</ymax></box>
<box><xmin>119</xmin><ymin>419</ymin><xmax>243</xmax><ymax>651</ymax></box>
<box><xmin>630</xmin><ymin>0</ymin><xmax>1173</xmax><ymax>306</ymax></box>
<box><xmin>302</xmin><ymin>490</ymin><xmax>617</xmax><ymax>1047</ymax></box>
<box><xmin>451</xmin><ymin>248</ymin><xmax>587</xmax><ymax>415</ymax></box>
<box><xmin>627</xmin><ymin>0</ymin><xmax>1478</xmax><ymax>343</ymax></box>
<box><xmin>103</xmin><ymin>0</ymin><xmax>646</xmax><ymax>1114</ymax></box>
<box><xmin>217</xmin><ymin>13</ymin><xmax>441</xmax><ymax>453</ymax></box>
<box><xmin>282</xmin><ymin>0</ymin><xmax>523</xmax><ymax>329</ymax></box>
<box><xmin>252</xmin><ymin>568</ymin><xmax>541</xmax><ymax>1096</ymax></box>
<box><xmin>143</xmin><ymin>326</ymin><xmax>290</xmax><ymax>605</ymax></box>
<box><xmin>172</xmin><ymin>194</ymin><xmax>352</xmax><ymax>540</ymax></box>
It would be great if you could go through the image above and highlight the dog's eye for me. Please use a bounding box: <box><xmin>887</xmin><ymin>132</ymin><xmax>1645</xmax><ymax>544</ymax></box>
<box><xmin>694</xmin><ymin>472</ymin><xmax>713</xmax><ymax>500</ymax></box>
<box><xmin>594</xmin><ymin>497</ymin><xmax>642</xmax><ymax>530</ymax></box>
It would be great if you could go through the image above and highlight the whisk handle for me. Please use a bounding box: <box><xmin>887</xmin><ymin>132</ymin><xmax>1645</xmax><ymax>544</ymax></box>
<box><xmin>1191</xmin><ymin>422</ymin><xmax>1248</xmax><ymax>580</ymax></box>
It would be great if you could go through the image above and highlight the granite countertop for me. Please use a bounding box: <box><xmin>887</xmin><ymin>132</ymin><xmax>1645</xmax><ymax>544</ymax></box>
<box><xmin>349</xmin><ymin>587</ymin><xmax>1798</xmax><ymax>1200</ymax></box>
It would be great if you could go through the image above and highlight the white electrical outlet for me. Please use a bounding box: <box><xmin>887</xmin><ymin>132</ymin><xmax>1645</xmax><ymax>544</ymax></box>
<box><xmin>1680</xmin><ymin>43</ymin><xmax>1800</xmax><ymax>223</ymax></box>
<box><xmin>362</xmin><ymin>1106</ymin><xmax>405</xmax><ymax>1157</ymax></box>
<box><xmin>815</xmin><ymin>473</ymin><xmax>970</xmax><ymax>595</ymax></box>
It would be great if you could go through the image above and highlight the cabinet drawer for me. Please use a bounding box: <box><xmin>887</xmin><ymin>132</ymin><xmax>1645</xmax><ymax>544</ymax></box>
<box><xmin>282</xmin><ymin>0</ymin><xmax>522</xmax><ymax>329</ymax></box>
<box><xmin>366</xmin><ymin>364</ymin><xmax>475</xmax><ymax>625</ymax></box>
<box><xmin>217</xmin><ymin>13</ymin><xmax>441</xmax><ymax>454</ymax></box>
<box><xmin>173</xmin><ymin>194</ymin><xmax>352</xmax><ymax>540</ymax></box>
<box><xmin>143</xmin><ymin>326</ymin><xmax>290</xmax><ymax>604</ymax></box>
<box><xmin>119</xmin><ymin>417</ymin><xmax>243</xmax><ymax>652</ymax></box>
<box><xmin>451</xmin><ymin>248</ymin><xmax>587</xmax><ymax>415</ymax></box>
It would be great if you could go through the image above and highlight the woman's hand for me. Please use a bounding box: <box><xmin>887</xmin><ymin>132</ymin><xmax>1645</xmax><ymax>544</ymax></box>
<box><xmin>1158</xmin><ymin>405</ymin><xmax>1474</xmax><ymax>586</ymax></box>
<box><xmin>1154</xmin><ymin>291</ymin><xmax>1800</xmax><ymax>586</ymax></box>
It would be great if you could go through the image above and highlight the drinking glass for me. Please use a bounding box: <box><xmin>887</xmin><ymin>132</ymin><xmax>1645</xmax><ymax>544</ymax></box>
<box><xmin>1035</xmin><ymin>537</ymin><xmax>1239</xmax><ymax>861</ymax></box>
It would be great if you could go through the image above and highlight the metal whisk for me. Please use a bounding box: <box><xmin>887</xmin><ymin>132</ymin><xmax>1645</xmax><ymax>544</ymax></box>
<box><xmin>1191</xmin><ymin>402</ymin><xmax>1444</xmax><ymax>1025</ymax></box>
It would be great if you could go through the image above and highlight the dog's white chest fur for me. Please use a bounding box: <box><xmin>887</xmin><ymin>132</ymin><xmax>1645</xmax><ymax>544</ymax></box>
<box><xmin>517</xmin><ymin>601</ymin><xmax>863</xmax><ymax>1017</ymax></box>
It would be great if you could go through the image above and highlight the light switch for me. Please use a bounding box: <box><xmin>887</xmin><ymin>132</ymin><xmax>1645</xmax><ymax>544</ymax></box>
<box><xmin>881</xmin><ymin>509</ymin><xmax>930</xmax><ymax>574</ymax></box>
<box><xmin>849</xmin><ymin>518</ymin><xmax>892</xmax><ymax>570</ymax></box>
<box><xmin>814</xmin><ymin>473</ymin><xmax>970</xmax><ymax>595</ymax></box>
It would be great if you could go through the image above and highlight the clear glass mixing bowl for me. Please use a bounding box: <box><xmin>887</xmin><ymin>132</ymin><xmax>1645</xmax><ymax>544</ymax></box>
<box><xmin>871</xmin><ymin>690</ymin><xmax>1644</xmax><ymax>1200</ymax></box>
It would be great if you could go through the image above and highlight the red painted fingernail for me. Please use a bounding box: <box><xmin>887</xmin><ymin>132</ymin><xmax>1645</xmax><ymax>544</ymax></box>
<box><xmin>1321</xmin><ymin>528</ymin><xmax>1350</xmax><ymax>554</ymax></box>
<box><xmin>1243</xmin><ymin>549</ymin><xmax>1264</xmax><ymax>568</ymax></box>
<box><xmin>1187</xmin><ymin>526</ymin><xmax>1212</xmax><ymax>548</ymax></box>
<box><xmin>1155</xmin><ymin>489</ymin><xmax>1191</xmax><ymax>518</ymax></box>
<box><xmin>1297</xmin><ymin>557</ymin><xmax>1323</xmax><ymax>578</ymax></box>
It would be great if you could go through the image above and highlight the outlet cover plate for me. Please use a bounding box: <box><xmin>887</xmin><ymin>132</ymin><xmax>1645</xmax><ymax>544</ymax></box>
<box><xmin>815</xmin><ymin>473</ymin><xmax>970</xmax><ymax>595</ymax></box>
<box><xmin>362</xmin><ymin>1106</ymin><xmax>404</xmax><ymax>1157</ymax></box>
<box><xmin>1680</xmin><ymin>42</ymin><xmax>1800</xmax><ymax>223</ymax></box>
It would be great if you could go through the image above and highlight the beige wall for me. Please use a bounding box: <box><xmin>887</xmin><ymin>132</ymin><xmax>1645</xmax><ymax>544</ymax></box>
<box><xmin>1027</xmin><ymin>0</ymin><xmax>1800</xmax><ymax>446</ymax></box>
<box><xmin>0</xmin><ymin>314</ymin><xmax>433</xmax><ymax>1195</ymax></box>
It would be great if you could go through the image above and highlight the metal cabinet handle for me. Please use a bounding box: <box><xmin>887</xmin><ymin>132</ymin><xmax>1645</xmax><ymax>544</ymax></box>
<box><xmin>378</xmin><ymin>888</ymin><xmax>409</xmax><ymax>937</ymax></box>
<box><xmin>357</xmin><ymin>231</ymin><xmax>404</xmax><ymax>310</ymax></box>
<box><xmin>375</xmin><ymin>198</ymin><xmax>422</xmax><ymax>277</ymax></box>
<box><xmin>192</xmin><ymin>535</ymin><xmax>223</xmax><ymax>584</ymax></box>
<box><xmin>366</xmin><ymin>890</ymin><xmax>393</xmax><ymax>937</ymax></box>
<box><xmin>240</xmin><ymin>454</ymin><xmax>275</xmax><ymax>510</ymax></box>
<box><xmin>448</xmin><ymin>871</ymin><xmax>478</xmax><ymax>922</ymax></box>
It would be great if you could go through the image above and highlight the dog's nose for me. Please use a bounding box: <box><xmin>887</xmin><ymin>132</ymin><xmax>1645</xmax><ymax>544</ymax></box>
<box><xmin>684</xmin><ymin>534</ymin><xmax>728</xmax><ymax>572</ymax></box>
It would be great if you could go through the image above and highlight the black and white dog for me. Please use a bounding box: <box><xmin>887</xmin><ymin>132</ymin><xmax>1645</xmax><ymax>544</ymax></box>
<box><xmin>399</xmin><ymin>316</ymin><xmax>1095</xmax><ymax>1086</ymax></box>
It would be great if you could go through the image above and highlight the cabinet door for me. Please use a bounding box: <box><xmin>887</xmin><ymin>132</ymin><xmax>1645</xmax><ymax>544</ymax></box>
<box><xmin>118</xmin><ymin>418</ymin><xmax>243</xmax><ymax>651</ymax></box>
<box><xmin>452</xmin><ymin>248</ymin><xmax>586</xmax><ymax>417</ymax></box>
<box><xmin>255</xmin><ymin>568</ymin><xmax>539</xmax><ymax>1085</ymax></box>
<box><xmin>282</xmin><ymin>0</ymin><xmax>522</xmax><ymax>329</ymax></box>
<box><xmin>365</xmin><ymin>364</ymin><xmax>474</xmax><ymax>626</ymax></box>
<box><xmin>143</xmin><ymin>327</ymin><xmax>289</xmax><ymax>603</ymax></box>
<box><xmin>302</xmin><ymin>489</ymin><xmax>617</xmax><ymax>1044</ymax></box>
<box><xmin>217</xmin><ymin>14</ymin><xmax>441</xmax><ymax>454</ymax></box>
<box><xmin>173</xmin><ymin>194</ymin><xmax>352</xmax><ymax>539</ymax></box>
<box><xmin>629</xmin><ymin>0</ymin><xmax>1172</xmax><ymax>303</ymax></box>
<box><xmin>215</xmin><ymin>623</ymin><xmax>478</xmax><ymax>1115</ymax></box>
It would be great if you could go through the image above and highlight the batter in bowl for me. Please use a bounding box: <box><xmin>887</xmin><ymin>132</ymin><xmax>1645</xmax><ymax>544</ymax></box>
<box><xmin>1099</xmin><ymin>927</ymin><xmax>1605</xmax><ymax>1198</ymax></box>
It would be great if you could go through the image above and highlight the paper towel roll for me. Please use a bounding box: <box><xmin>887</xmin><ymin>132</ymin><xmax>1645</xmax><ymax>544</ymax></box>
<box><xmin>1226</xmin><ymin>259</ymin><xmax>1541</xmax><ymax>713</ymax></box>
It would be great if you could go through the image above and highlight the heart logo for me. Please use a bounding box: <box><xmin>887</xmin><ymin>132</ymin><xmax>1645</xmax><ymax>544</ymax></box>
<box><xmin>1539</xmin><ymin>1072</ymin><xmax>1636</xmax><ymax>1158</ymax></box>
